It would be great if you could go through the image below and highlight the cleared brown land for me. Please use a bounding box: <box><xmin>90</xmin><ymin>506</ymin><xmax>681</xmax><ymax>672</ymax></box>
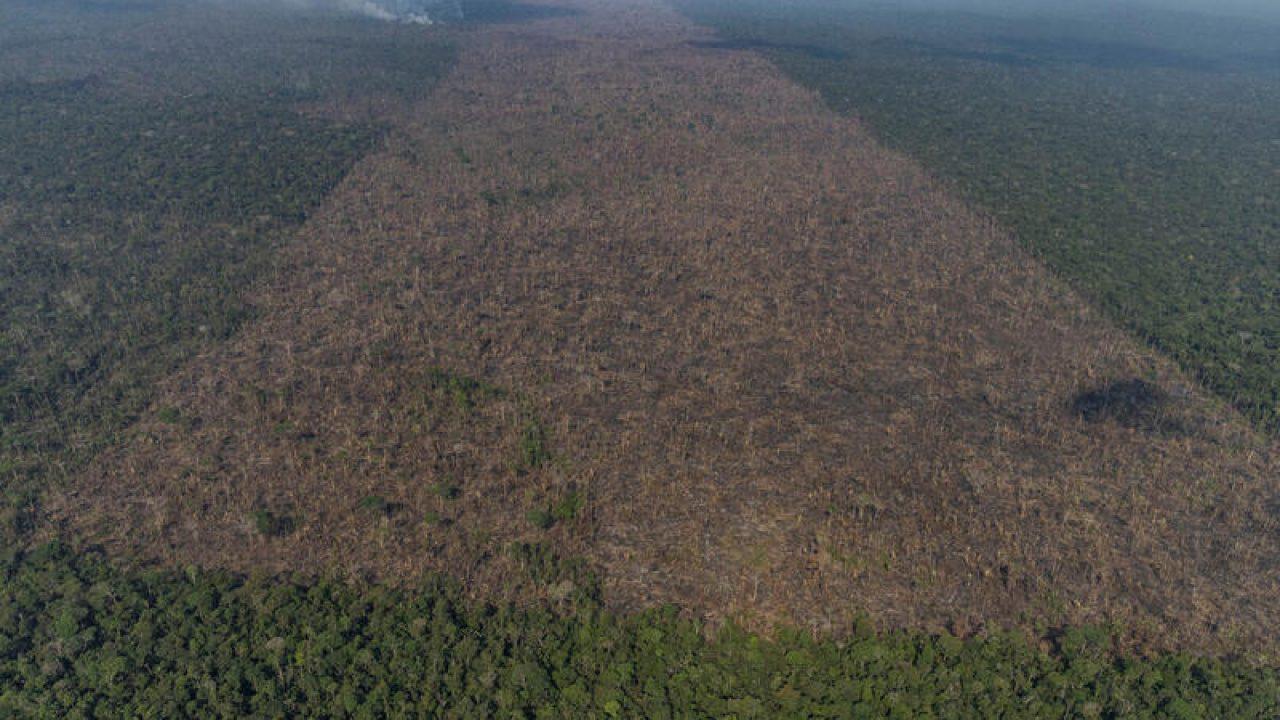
<box><xmin>49</xmin><ymin>0</ymin><xmax>1280</xmax><ymax>654</ymax></box>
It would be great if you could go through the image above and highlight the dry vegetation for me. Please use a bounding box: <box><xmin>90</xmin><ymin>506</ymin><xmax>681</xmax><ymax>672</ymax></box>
<box><xmin>46</xmin><ymin>0</ymin><xmax>1280</xmax><ymax>656</ymax></box>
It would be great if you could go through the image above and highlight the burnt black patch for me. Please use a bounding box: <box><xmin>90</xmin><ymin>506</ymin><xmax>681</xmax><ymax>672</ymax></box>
<box><xmin>1072</xmin><ymin>378</ymin><xmax>1179</xmax><ymax>432</ymax></box>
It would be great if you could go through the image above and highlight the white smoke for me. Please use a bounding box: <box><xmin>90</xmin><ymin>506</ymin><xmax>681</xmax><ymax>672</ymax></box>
<box><xmin>347</xmin><ymin>1</ymin><xmax>397</xmax><ymax>21</ymax></box>
<box><xmin>350</xmin><ymin>0</ymin><xmax>461</xmax><ymax>23</ymax></box>
<box><xmin>275</xmin><ymin>0</ymin><xmax>461</xmax><ymax>23</ymax></box>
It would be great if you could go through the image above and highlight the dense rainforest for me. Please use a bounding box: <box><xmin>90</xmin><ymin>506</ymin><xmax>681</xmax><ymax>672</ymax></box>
<box><xmin>3</xmin><ymin>542</ymin><xmax>1277</xmax><ymax>718</ymax></box>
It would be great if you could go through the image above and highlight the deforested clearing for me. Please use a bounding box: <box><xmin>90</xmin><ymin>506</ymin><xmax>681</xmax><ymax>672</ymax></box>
<box><xmin>29</xmin><ymin>0</ymin><xmax>1278</xmax><ymax>659</ymax></box>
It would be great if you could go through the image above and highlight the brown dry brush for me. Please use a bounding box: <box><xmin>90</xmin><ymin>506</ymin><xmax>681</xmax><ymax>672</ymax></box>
<box><xmin>46</xmin><ymin>0</ymin><xmax>1280</xmax><ymax>657</ymax></box>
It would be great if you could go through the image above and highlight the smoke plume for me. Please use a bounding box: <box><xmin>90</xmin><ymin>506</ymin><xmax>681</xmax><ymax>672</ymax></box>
<box><xmin>282</xmin><ymin>0</ymin><xmax>463</xmax><ymax>24</ymax></box>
